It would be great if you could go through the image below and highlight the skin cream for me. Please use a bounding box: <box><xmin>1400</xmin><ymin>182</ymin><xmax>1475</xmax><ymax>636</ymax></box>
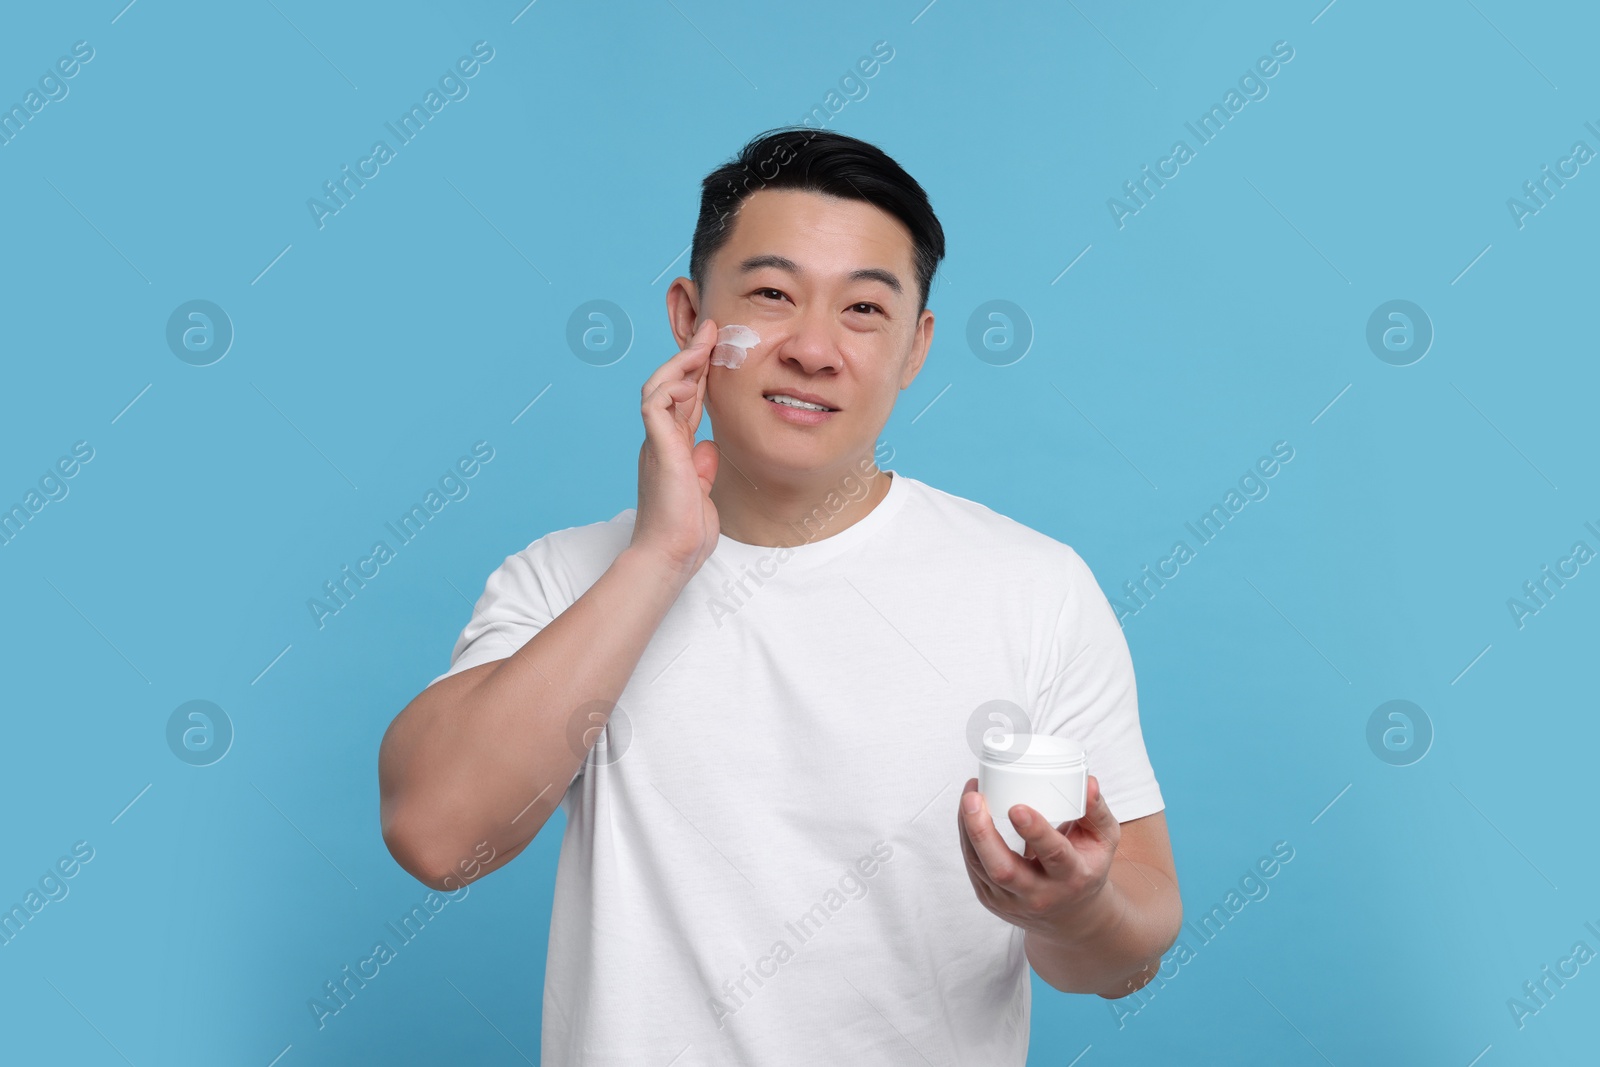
<box><xmin>711</xmin><ymin>324</ymin><xmax>759</xmax><ymax>368</ymax></box>
<box><xmin>977</xmin><ymin>732</ymin><xmax>1088</xmax><ymax>854</ymax></box>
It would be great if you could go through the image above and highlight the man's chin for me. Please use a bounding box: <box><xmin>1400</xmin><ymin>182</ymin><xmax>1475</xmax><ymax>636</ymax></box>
<box><xmin>720</xmin><ymin>433</ymin><xmax>873</xmax><ymax>484</ymax></box>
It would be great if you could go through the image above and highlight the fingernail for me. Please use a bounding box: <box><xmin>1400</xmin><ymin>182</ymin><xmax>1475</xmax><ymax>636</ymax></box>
<box><xmin>962</xmin><ymin>793</ymin><xmax>981</xmax><ymax>815</ymax></box>
<box><xmin>1012</xmin><ymin>808</ymin><xmax>1031</xmax><ymax>828</ymax></box>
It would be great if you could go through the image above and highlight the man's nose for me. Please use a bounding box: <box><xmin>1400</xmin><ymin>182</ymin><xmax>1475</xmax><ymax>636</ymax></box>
<box><xmin>776</xmin><ymin>306</ymin><xmax>843</xmax><ymax>374</ymax></box>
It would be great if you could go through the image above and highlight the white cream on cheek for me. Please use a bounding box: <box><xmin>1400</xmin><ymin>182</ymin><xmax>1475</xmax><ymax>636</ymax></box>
<box><xmin>710</xmin><ymin>324</ymin><xmax>760</xmax><ymax>369</ymax></box>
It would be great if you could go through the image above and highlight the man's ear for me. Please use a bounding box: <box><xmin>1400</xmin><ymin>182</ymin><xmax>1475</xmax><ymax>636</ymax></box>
<box><xmin>901</xmin><ymin>308</ymin><xmax>935</xmax><ymax>389</ymax></box>
<box><xmin>665</xmin><ymin>277</ymin><xmax>702</xmax><ymax>349</ymax></box>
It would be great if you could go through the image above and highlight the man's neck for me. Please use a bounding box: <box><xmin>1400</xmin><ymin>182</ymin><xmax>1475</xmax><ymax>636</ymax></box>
<box><xmin>710</xmin><ymin>460</ymin><xmax>893</xmax><ymax>549</ymax></box>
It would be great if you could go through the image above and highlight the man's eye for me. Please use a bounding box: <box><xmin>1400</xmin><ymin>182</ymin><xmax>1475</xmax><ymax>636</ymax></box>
<box><xmin>756</xmin><ymin>288</ymin><xmax>787</xmax><ymax>301</ymax></box>
<box><xmin>851</xmin><ymin>303</ymin><xmax>882</xmax><ymax>315</ymax></box>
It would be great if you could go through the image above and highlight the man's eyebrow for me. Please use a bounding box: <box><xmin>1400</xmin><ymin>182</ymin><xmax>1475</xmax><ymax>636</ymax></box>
<box><xmin>737</xmin><ymin>254</ymin><xmax>904</xmax><ymax>296</ymax></box>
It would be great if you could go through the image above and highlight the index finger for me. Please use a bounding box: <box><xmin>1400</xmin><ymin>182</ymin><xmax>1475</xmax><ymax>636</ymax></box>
<box><xmin>1010</xmin><ymin>801</ymin><xmax>1086</xmax><ymax>881</ymax></box>
<box><xmin>642</xmin><ymin>318</ymin><xmax>718</xmax><ymax>401</ymax></box>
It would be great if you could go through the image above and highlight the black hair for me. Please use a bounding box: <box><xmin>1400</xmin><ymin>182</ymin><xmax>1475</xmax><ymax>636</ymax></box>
<box><xmin>689</xmin><ymin>126</ymin><xmax>946</xmax><ymax>315</ymax></box>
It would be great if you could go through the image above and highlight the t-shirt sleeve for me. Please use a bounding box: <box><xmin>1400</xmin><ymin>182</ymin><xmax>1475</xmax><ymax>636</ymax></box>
<box><xmin>1031</xmin><ymin>547</ymin><xmax>1165</xmax><ymax>823</ymax></box>
<box><xmin>430</xmin><ymin>534</ymin><xmax>588</xmax><ymax>793</ymax></box>
<box><xmin>428</xmin><ymin>535</ymin><xmax>568</xmax><ymax>689</ymax></box>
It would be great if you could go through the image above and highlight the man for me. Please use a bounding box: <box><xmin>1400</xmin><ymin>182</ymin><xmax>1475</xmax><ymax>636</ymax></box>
<box><xmin>378</xmin><ymin>126</ymin><xmax>1181</xmax><ymax>1064</ymax></box>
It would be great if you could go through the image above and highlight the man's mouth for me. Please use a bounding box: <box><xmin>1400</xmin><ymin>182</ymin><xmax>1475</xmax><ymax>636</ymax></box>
<box><xmin>764</xmin><ymin>393</ymin><xmax>837</xmax><ymax>412</ymax></box>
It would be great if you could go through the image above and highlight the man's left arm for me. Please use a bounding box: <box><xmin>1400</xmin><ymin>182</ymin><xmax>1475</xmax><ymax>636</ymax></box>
<box><xmin>957</xmin><ymin>773</ymin><xmax>1181</xmax><ymax>998</ymax></box>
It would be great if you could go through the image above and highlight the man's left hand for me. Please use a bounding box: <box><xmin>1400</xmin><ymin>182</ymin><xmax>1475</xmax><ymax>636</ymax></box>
<box><xmin>956</xmin><ymin>773</ymin><xmax>1124</xmax><ymax>941</ymax></box>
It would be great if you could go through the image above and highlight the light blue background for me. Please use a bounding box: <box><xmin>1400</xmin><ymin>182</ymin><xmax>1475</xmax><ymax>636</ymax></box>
<box><xmin>2</xmin><ymin>1</ymin><xmax>1595</xmax><ymax>1063</ymax></box>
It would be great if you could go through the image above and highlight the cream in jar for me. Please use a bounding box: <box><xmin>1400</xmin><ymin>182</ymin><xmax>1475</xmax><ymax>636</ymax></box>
<box><xmin>976</xmin><ymin>732</ymin><xmax>1088</xmax><ymax>854</ymax></box>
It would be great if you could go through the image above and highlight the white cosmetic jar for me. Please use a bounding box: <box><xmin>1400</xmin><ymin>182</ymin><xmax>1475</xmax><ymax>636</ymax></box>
<box><xmin>977</xmin><ymin>732</ymin><xmax>1088</xmax><ymax>854</ymax></box>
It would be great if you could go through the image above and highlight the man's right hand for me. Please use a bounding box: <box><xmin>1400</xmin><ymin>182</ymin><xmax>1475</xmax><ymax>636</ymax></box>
<box><xmin>631</xmin><ymin>317</ymin><xmax>722</xmax><ymax>581</ymax></box>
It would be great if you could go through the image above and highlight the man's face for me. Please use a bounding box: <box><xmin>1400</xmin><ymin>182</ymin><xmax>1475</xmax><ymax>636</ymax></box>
<box><xmin>674</xmin><ymin>188</ymin><xmax>933</xmax><ymax>480</ymax></box>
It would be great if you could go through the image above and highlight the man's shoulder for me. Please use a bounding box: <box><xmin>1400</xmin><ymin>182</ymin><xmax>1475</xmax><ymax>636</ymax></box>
<box><xmin>903</xmin><ymin>474</ymin><xmax>1090</xmax><ymax>572</ymax></box>
<box><xmin>509</xmin><ymin>506</ymin><xmax>636</xmax><ymax>576</ymax></box>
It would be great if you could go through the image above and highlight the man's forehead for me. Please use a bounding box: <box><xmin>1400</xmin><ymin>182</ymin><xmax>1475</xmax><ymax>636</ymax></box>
<box><xmin>715</xmin><ymin>190</ymin><xmax>915</xmax><ymax>291</ymax></box>
<box><xmin>733</xmin><ymin>253</ymin><xmax>903</xmax><ymax>297</ymax></box>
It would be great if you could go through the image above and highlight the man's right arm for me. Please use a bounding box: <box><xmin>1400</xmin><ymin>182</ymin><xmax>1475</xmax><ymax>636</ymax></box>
<box><xmin>381</xmin><ymin>315</ymin><xmax>724</xmax><ymax>892</ymax></box>
<box><xmin>378</xmin><ymin>545</ymin><xmax>688</xmax><ymax>891</ymax></box>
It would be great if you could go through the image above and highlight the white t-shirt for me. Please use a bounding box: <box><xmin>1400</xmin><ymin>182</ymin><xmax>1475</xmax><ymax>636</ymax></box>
<box><xmin>431</xmin><ymin>469</ymin><xmax>1164</xmax><ymax>1065</ymax></box>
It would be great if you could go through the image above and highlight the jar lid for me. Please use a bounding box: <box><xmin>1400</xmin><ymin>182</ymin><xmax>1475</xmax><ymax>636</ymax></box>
<box><xmin>980</xmin><ymin>732</ymin><xmax>1087</xmax><ymax>769</ymax></box>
